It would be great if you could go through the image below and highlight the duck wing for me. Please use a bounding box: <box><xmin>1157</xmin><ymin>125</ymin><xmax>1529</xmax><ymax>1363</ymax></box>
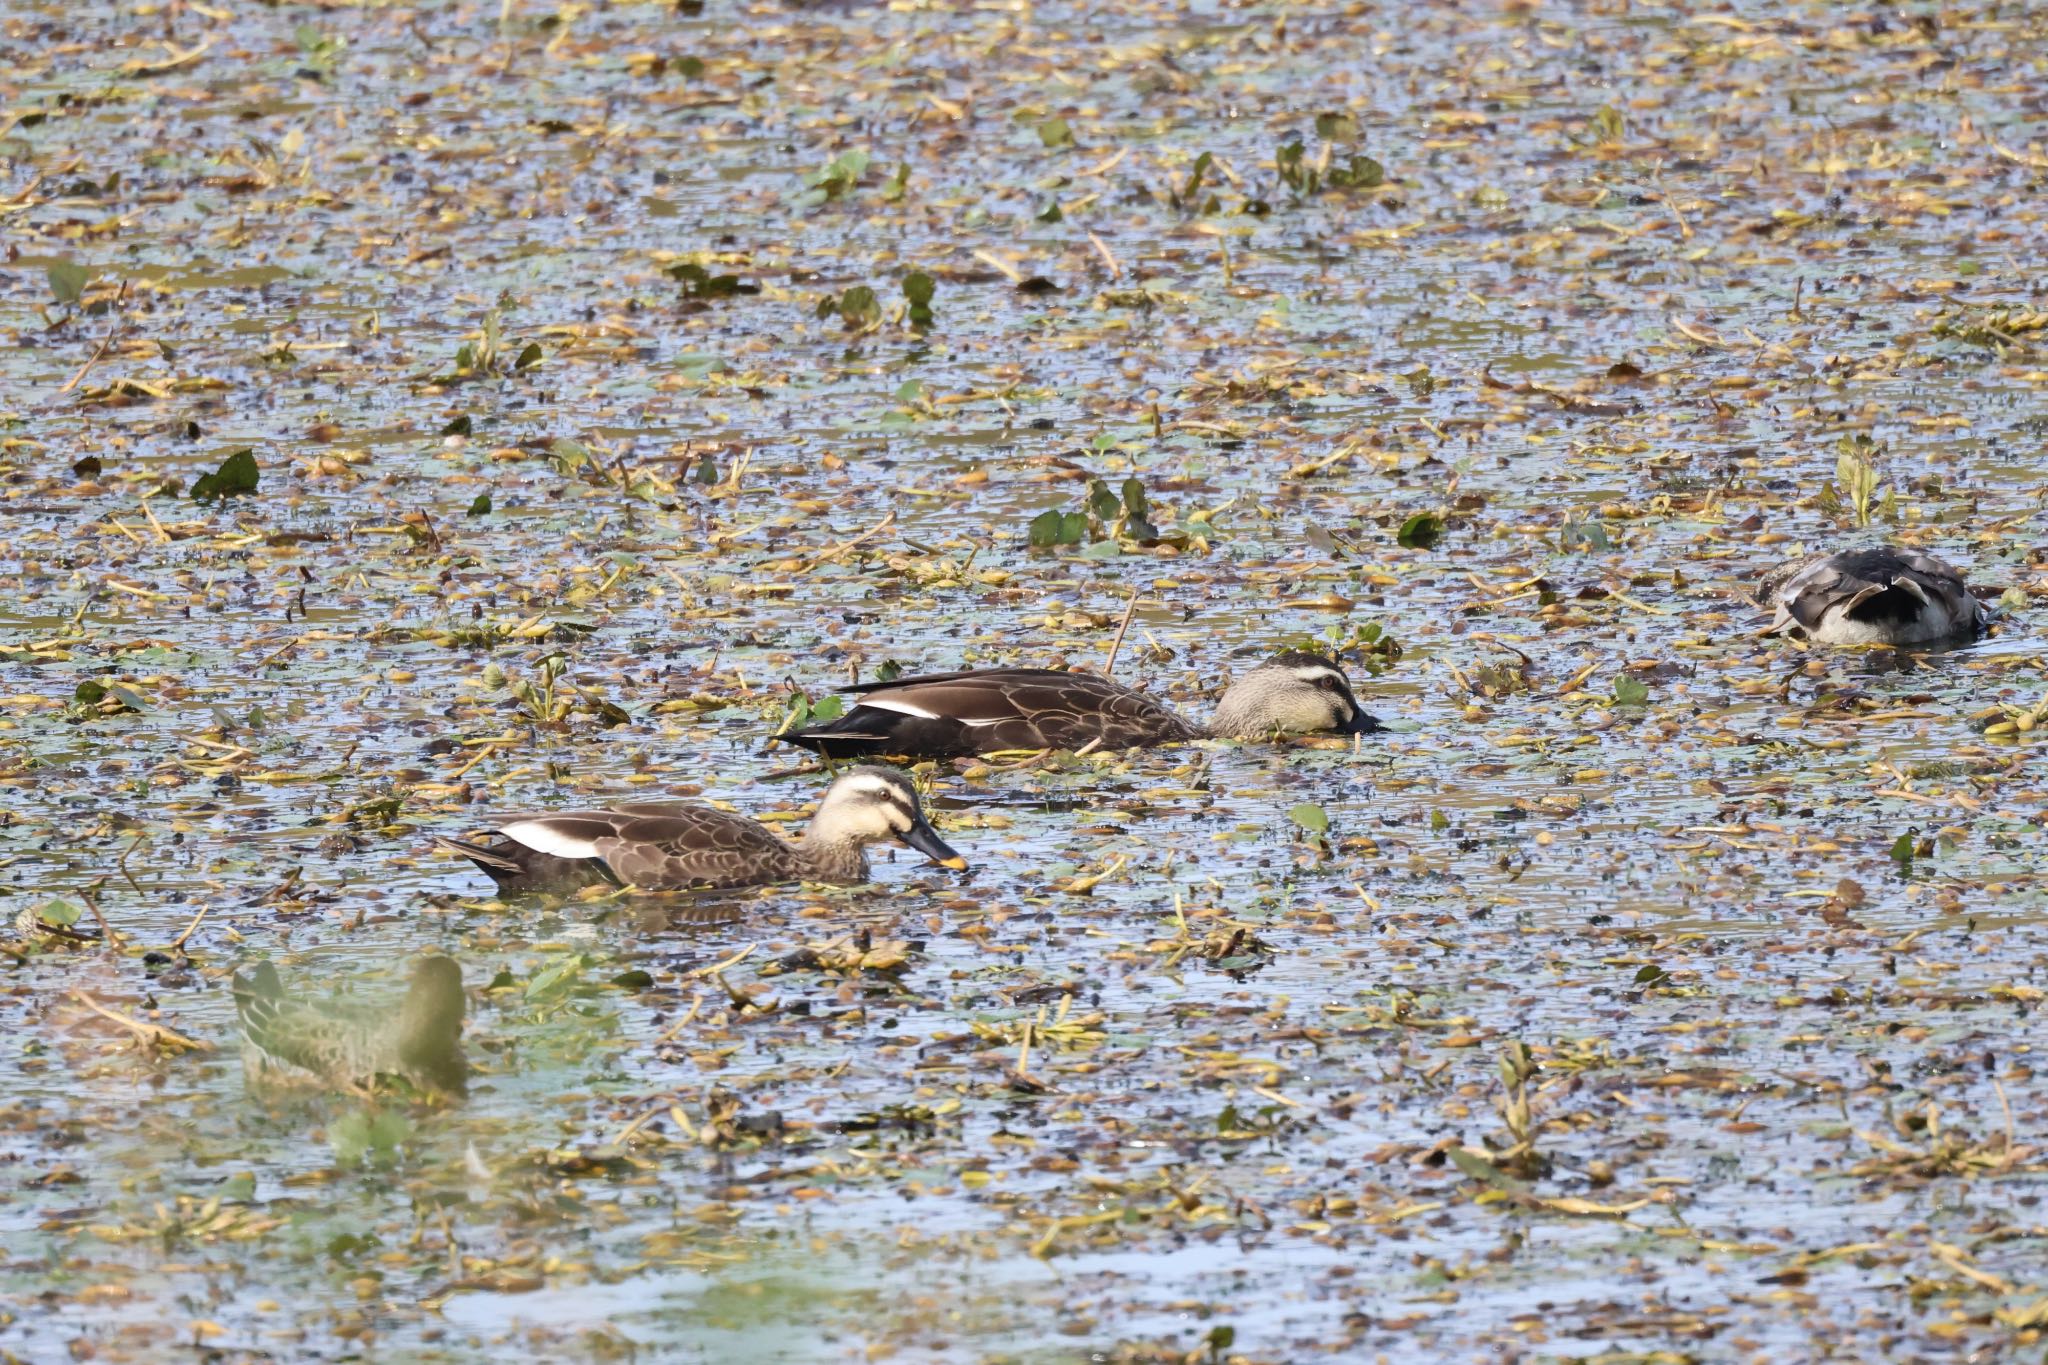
<box><xmin>1763</xmin><ymin>549</ymin><xmax>1984</xmax><ymax>640</ymax></box>
<box><xmin>562</xmin><ymin>806</ymin><xmax>802</xmax><ymax>889</ymax></box>
<box><xmin>784</xmin><ymin>668</ymin><xmax>1189</xmax><ymax>756</ymax></box>
<box><xmin>1762</xmin><ymin>553</ymin><xmax>1879</xmax><ymax>636</ymax></box>
<box><xmin>1886</xmin><ymin>548</ymin><xmax>1986</xmax><ymax>630</ymax></box>
<box><xmin>233</xmin><ymin>965</ymin><xmax>391</xmax><ymax>1088</ymax></box>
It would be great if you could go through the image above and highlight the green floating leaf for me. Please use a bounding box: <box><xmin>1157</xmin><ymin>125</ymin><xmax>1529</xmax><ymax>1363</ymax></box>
<box><xmin>1328</xmin><ymin>154</ymin><xmax>1384</xmax><ymax>190</ymax></box>
<box><xmin>514</xmin><ymin>342</ymin><xmax>543</xmax><ymax>371</ymax></box>
<box><xmin>191</xmin><ymin>448</ymin><xmax>260</xmax><ymax>502</ymax></box>
<box><xmin>1429</xmin><ymin>809</ymin><xmax>1449</xmax><ymax>832</ymax></box>
<box><xmin>1180</xmin><ymin>150</ymin><xmax>1213</xmax><ymax>206</ymax></box>
<box><xmin>1315</xmin><ymin>111</ymin><xmax>1360</xmax><ymax>142</ymax></box>
<box><xmin>1026</xmin><ymin>509</ymin><xmax>1088</xmax><ymax>548</ymax></box>
<box><xmin>1396</xmin><ymin>512</ymin><xmax>1443</xmax><ymax>549</ymax></box>
<box><xmin>902</xmin><ymin>270</ymin><xmax>935</xmax><ymax>328</ymax></box>
<box><xmin>1276</xmin><ymin>138</ymin><xmax>1311</xmax><ymax>195</ymax></box>
<box><xmin>467</xmin><ymin>492</ymin><xmax>492</xmax><ymax>517</ymax></box>
<box><xmin>1087</xmin><ymin>480</ymin><xmax>1121</xmax><ymax>523</ymax></box>
<box><xmin>669</xmin><ymin>263</ymin><xmax>752</xmax><ymax>300</ymax></box>
<box><xmin>1288</xmin><ymin>802</ymin><xmax>1330</xmax><ymax>835</ymax></box>
<box><xmin>1890</xmin><ymin>831</ymin><xmax>1916</xmax><ymax>867</ymax></box>
<box><xmin>1037</xmin><ymin>117</ymin><xmax>1073</xmax><ymax>149</ymax></box>
<box><xmin>1448</xmin><ymin>1145</ymin><xmax>1527</xmax><ymax>1192</ymax></box>
<box><xmin>838</xmin><ymin>285</ymin><xmax>881</xmax><ymax>331</ymax></box>
<box><xmin>1611</xmin><ymin>676</ymin><xmax>1649</xmax><ymax>708</ymax></box>
<box><xmin>1560</xmin><ymin>518</ymin><xmax>1612</xmax><ymax>551</ymax></box>
<box><xmin>330</xmin><ymin>1109</ymin><xmax>411</xmax><ymax>1165</ymax></box>
<box><xmin>47</xmin><ymin>261</ymin><xmax>93</xmax><ymax>306</ymax></box>
<box><xmin>441</xmin><ymin>414</ymin><xmax>472</xmax><ymax>437</ymax></box>
<box><xmin>37</xmin><ymin>898</ymin><xmax>81</xmax><ymax>929</ymax></box>
<box><xmin>1633</xmin><ymin>963</ymin><xmax>1669</xmax><ymax>985</ymax></box>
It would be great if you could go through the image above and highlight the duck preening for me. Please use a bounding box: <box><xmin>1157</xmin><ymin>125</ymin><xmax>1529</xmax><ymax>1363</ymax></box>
<box><xmin>435</xmin><ymin>765</ymin><xmax>966</xmax><ymax>894</ymax></box>
<box><xmin>779</xmin><ymin>650</ymin><xmax>1381</xmax><ymax>759</ymax></box>
<box><xmin>1760</xmin><ymin>546</ymin><xmax>1987</xmax><ymax>646</ymax></box>
<box><xmin>232</xmin><ymin>955</ymin><xmax>468</xmax><ymax>1097</ymax></box>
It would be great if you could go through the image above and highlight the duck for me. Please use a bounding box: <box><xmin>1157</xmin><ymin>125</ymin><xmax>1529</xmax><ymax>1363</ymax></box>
<box><xmin>779</xmin><ymin>649</ymin><xmax>1381</xmax><ymax>759</ymax></box>
<box><xmin>1759</xmin><ymin>546</ymin><xmax>1987</xmax><ymax>646</ymax></box>
<box><xmin>434</xmin><ymin>765</ymin><xmax>966</xmax><ymax>895</ymax></box>
<box><xmin>231</xmin><ymin>955</ymin><xmax>468</xmax><ymax>1096</ymax></box>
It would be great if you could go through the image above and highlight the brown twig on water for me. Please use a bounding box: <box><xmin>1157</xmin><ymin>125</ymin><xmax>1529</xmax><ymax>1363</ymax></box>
<box><xmin>794</xmin><ymin>510</ymin><xmax>897</xmax><ymax>574</ymax></box>
<box><xmin>1103</xmin><ymin>589</ymin><xmax>1141</xmax><ymax>679</ymax></box>
<box><xmin>80</xmin><ymin>884</ymin><xmax>118</xmax><ymax>946</ymax></box>
<box><xmin>70</xmin><ymin>990</ymin><xmax>215</xmax><ymax>1053</ymax></box>
<box><xmin>56</xmin><ymin>279</ymin><xmax>132</xmax><ymax>396</ymax></box>
<box><xmin>116</xmin><ymin>834</ymin><xmax>146</xmax><ymax>896</ymax></box>
<box><xmin>169</xmin><ymin>906</ymin><xmax>209</xmax><ymax>954</ymax></box>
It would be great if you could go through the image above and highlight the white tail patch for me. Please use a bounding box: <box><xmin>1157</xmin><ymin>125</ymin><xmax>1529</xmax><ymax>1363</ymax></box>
<box><xmin>499</xmin><ymin>820</ymin><xmax>603</xmax><ymax>860</ymax></box>
<box><xmin>860</xmin><ymin>697</ymin><xmax>943</xmax><ymax>720</ymax></box>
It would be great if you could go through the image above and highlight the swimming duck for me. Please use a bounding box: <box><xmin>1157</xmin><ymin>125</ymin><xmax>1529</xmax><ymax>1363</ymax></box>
<box><xmin>1759</xmin><ymin>546</ymin><xmax>1987</xmax><ymax>646</ymax></box>
<box><xmin>232</xmin><ymin>955</ymin><xmax>468</xmax><ymax>1096</ymax></box>
<box><xmin>435</xmin><ymin>765</ymin><xmax>966</xmax><ymax>894</ymax></box>
<box><xmin>779</xmin><ymin>650</ymin><xmax>1381</xmax><ymax>759</ymax></box>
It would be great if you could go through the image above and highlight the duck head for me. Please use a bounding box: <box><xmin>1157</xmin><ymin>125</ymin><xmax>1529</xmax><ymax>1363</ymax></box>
<box><xmin>811</xmin><ymin>766</ymin><xmax>968</xmax><ymax>869</ymax></box>
<box><xmin>1209</xmin><ymin>650</ymin><xmax>1381</xmax><ymax>739</ymax></box>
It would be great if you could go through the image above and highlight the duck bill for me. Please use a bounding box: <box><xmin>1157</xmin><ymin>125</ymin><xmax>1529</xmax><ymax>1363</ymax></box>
<box><xmin>901</xmin><ymin>817</ymin><xmax>967</xmax><ymax>871</ymax></box>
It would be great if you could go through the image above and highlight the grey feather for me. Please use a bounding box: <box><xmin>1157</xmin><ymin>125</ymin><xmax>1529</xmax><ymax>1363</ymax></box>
<box><xmin>1760</xmin><ymin>547</ymin><xmax>1986</xmax><ymax>646</ymax></box>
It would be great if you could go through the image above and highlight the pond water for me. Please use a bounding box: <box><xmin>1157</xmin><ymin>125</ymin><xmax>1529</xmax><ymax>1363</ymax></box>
<box><xmin>3</xmin><ymin>0</ymin><xmax>2046</xmax><ymax>1360</ymax></box>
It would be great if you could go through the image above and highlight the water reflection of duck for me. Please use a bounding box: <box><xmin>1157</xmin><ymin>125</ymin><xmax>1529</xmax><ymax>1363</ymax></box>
<box><xmin>232</xmin><ymin>956</ymin><xmax>468</xmax><ymax>1097</ymax></box>
<box><xmin>435</xmin><ymin>765</ymin><xmax>965</xmax><ymax>894</ymax></box>
<box><xmin>1759</xmin><ymin>546</ymin><xmax>1988</xmax><ymax>646</ymax></box>
<box><xmin>779</xmin><ymin>650</ymin><xmax>1381</xmax><ymax>759</ymax></box>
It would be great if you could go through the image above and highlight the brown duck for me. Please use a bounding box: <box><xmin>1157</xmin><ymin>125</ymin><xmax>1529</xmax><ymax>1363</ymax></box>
<box><xmin>779</xmin><ymin>650</ymin><xmax>1381</xmax><ymax>759</ymax></box>
<box><xmin>435</xmin><ymin>765</ymin><xmax>966</xmax><ymax>895</ymax></box>
<box><xmin>1760</xmin><ymin>546</ymin><xmax>1987</xmax><ymax>646</ymax></box>
<box><xmin>232</xmin><ymin>955</ymin><xmax>468</xmax><ymax>1096</ymax></box>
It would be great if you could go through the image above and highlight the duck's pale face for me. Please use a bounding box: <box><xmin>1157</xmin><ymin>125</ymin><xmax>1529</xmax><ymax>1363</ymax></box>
<box><xmin>811</xmin><ymin>769</ymin><xmax>966</xmax><ymax>869</ymax></box>
<box><xmin>1213</xmin><ymin>660</ymin><xmax>1369</xmax><ymax>737</ymax></box>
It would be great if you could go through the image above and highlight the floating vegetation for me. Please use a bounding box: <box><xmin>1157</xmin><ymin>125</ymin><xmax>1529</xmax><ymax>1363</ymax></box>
<box><xmin>0</xmin><ymin>0</ymin><xmax>2045</xmax><ymax>1361</ymax></box>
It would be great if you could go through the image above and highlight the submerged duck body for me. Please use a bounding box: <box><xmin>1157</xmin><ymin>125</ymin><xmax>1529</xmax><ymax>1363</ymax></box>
<box><xmin>1761</xmin><ymin>546</ymin><xmax>1986</xmax><ymax>646</ymax></box>
<box><xmin>436</xmin><ymin>765</ymin><xmax>966</xmax><ymax>895</ymax></box>
<box><xmin>232</xmin><ymin>955</ymin><xmax>468</xmax><ymax>1096</ymax></box>
<box><xmin>780</xmin><ymin>650</ymin><xmax>1380</xmax><ymax>759</ymax></box>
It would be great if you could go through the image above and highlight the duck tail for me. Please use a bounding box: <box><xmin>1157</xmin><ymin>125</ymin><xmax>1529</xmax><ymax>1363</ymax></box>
<box><xmin>775</xmin><ymin>719</ymin><xmax>895</xmax><ymax>758</ymax></box>
<box><xmin>231</xmin><ymin>960</ymin><xmax>283</xmax><ymax>1014</ymax></box>
<box><xmin>433</xmin><ymin>835</ymin><xmax>526</xmax><ymax>884</ymax></box>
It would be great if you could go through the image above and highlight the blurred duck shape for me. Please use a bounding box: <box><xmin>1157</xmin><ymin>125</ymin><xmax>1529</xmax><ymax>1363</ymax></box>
<box><xmin>232</xmin><ymin>955</ymin><xmax>468</xmax><ymax>1097</ymax></box>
